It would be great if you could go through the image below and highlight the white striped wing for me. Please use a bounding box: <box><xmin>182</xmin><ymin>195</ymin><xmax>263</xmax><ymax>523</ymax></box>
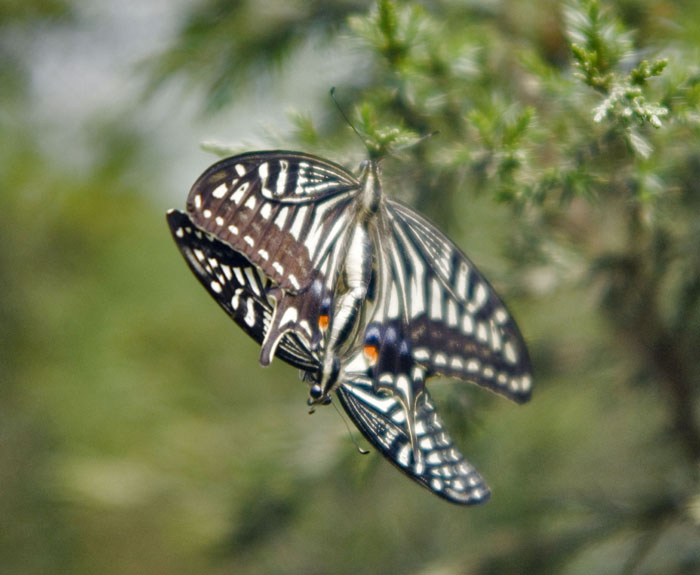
<box><xmin>186</xmin><ymin>151</ymin><xmax>360</xmax><ymax>293</ymax></box>
<box><xmin>167</xmin><ymin>209</ymin><xmax>318</xmax><ymax>371</ymax></box>
<box><xmin>336</xmin><ymin>373</ymin><xmax>490</xmax><ymax>505</ymax></box>
<box><xmin>374</xmin><ymin>199</ymin><xmax>533</xmax><ymax>403</ymax></box>
<box><xmin>185</xmin><ymin>152</ymin><xmax>363</xmax><ymax>365</ymax></box>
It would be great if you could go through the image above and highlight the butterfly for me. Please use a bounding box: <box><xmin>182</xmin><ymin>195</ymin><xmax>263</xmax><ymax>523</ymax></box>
<box><xmin>167</xmin><ymin>151</ymin><xmax>532</xmax><ymax>504</ymax></box>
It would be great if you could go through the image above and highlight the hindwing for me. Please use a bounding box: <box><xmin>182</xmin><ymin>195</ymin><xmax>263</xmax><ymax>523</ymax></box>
<box><xmin>337</xmin><ymin>320</ymin><xmax>491</xmax><ymax>504</ymax></box>
<box><xmin>166</xmin><ymin>209</ymin><xmax>317</xmax><ymax>371</ymax></box>
<box><xmin>336</xmin><ymin>381</ymin><xmax>489</xmax><ymax>504</ymax></box>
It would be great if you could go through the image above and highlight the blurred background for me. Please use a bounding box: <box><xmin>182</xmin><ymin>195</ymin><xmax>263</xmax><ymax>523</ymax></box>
<box><xmin>2</xmin><ymin>1</ymin><xmax>699</xmax><ymax>573</ymax></box>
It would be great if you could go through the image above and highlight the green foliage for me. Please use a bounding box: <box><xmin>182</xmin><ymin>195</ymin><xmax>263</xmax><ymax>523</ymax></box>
<box><xmin>3</xmin><ymin>1</ymin><xmax>700</xmax><ymax>574</ymax></box>
<box><xmin>567</xmin><ymin>0</ymin><xmax>632</xmax><ymax>92</ymax></box>
<box><xmin>145</xmin><ymin>0</ymin><xmax>370</xmax><ymax>111</ymax></box>
<box><xmin>0</xmin><ymin>0</ymin><xmax>70</xmax><ymax>22</ymax></box>
<box><xmin>567</xmin><ymin>0</ymin><xmax>669</xmax><ymax>157</ymax></box>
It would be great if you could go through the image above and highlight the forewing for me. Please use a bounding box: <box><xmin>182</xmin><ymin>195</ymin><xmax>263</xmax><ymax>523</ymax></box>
<box><xmin>336</xmin><ymin>376</ymin><xmax>490</xmax><ymax>505</ymax></box>
<box><xmin>380</xmin><ymin>200</ymin><xmax>532</xmax><ymax>403</ymax></box>
<box><xmin>185</xmin><ymin>151</ymin><xmax>361</xmax><ymax>293</ymax></box>
<box><xmin>167</xmin><ymin>209</ymin><xmax>317</xmax><ymax>371</ymax></box>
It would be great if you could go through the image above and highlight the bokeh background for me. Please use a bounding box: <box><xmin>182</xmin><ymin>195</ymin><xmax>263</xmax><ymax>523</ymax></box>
<box><xmin>2</xmin><ymin>1</ymin><xmax>700</xmax><ymax>573</ymax></box>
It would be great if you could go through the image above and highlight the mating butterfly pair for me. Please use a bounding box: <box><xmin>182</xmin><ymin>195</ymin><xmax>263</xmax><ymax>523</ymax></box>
<box><xmin>167</xmin><ymin>151</ymin><xmax>532</xmax><ymax>504</ymax></box>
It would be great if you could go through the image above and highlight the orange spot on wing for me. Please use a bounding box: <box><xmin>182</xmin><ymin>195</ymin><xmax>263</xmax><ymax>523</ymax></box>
<box><xmin>364</xmin><ymin>344</ymin><xmax>379</xmax><ymax>365</ymax></box>
<box><xmin>318</xmin><ymin>314</ymin><xmax>329</xmax><ymax>330</ymax></box>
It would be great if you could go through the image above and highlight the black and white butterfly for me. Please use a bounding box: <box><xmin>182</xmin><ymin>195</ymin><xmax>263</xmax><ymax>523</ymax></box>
<box><xmin>167</xmin><ymin>151</ymin><xmax>532</xmax><ymax>505</ymax></box>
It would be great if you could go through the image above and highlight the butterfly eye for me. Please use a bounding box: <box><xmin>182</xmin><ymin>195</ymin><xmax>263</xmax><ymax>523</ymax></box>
<box><xmin>308</xmin><ymin>383</ymin><xmax>332</xmax><ymax>406</ymax></box>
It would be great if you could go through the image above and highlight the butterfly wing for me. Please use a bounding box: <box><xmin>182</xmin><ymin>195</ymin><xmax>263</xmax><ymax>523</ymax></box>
<box><xmin>186</xmin><ymin>151</ymin><xmax>361</xmax><ymax>292</ymax></box>
<box><xmin>184</xmin><ymin>151</ymin><xmax>362</xmax><ymax>365</ymax></box>
<box><xmin>330</xmin><ymin>195</ymin><xmax>533</xmax><ymax>503</ymax></box>
<box><xmin>336</xmin><ymin>372</ymin><xmax>490</xmax><ymax>505</ymax></box>
<box><xmin>167</xmin><ymin>209</ymin><xmax>317</xmax><ymax>371</ymax></box>
<box><xmin>332</xmin><ymin>319</ymin><xmax>490</xmax><ymax>504</ymax></box>
<box><xmin>378</xmin><ymin>199</ymin><xmax>533</xmax><ymax>403</ymax></box>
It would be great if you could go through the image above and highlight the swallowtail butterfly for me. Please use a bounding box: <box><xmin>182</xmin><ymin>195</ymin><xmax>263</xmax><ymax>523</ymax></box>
<box><xmin>167</xmin><ymin>151</ymin><xmax>532</xmax><ymax>505</ymax></box>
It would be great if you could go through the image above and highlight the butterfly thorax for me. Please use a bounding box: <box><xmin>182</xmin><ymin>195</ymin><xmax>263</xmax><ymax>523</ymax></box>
<box><xmin>357</xmin><ymin>160</ymin><xmax>383</xmax><ymax>216</ymax></box>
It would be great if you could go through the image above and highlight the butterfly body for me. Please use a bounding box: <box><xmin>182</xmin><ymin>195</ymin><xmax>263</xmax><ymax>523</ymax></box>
<box><xmin>168</xmin><ymin>150</ymin><xmax>532</xmax><ymax>504</ymax></box>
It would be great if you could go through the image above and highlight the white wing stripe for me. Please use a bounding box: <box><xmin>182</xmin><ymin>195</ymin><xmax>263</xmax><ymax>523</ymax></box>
<box><xmin>289</xmin><ymin>206</ymin><xmax>308</xmax><ymax>240</ymax></box>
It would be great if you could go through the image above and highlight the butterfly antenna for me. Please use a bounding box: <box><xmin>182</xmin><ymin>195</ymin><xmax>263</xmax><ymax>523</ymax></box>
<box><xmin>330</xmin><ymin>87</ymin><xmax>366</xmax><ymax>149</ymax></box>
<box><xmin>331</xmin><ymin>399</ymin><xmax>370</xmax><ymax>455</ymax></box>
<box><xmin>394</xmin><ymin>130</ymin><xmax>440</xmax><ymax>152</ymax></box>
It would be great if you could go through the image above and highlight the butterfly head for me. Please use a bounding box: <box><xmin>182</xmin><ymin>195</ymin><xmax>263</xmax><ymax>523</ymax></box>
<box><xmin>308</xmin><ymin>383</ymin><xmax>332</xmax><ymax>406</ymax></box>
<box><xmin>306</xmin><ymin>356</ymin><xmax>340</xmax><ymax>407</ymax></box>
